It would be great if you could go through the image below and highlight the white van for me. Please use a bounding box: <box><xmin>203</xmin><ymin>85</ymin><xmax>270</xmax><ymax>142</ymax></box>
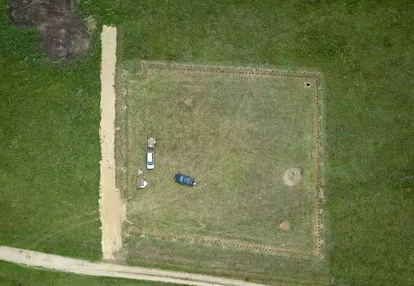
<box><xmin>147</xmin><ymin>150</ymin><xmax>154</xmax><ymax>170</ymax></box>
<box><xmin>146</xmin><ymin>136</ymin><xmax>155</xmax><ymax>170</ymax></box>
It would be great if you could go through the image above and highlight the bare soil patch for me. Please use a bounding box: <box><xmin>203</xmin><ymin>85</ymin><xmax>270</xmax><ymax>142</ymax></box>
<box><xmin>41</xmin><ymin>18</ymin><xmax>90</xmax><ymax>61</ymax></box>
<box><xmin>279</xmin><ymin>221</ymin><xmax>290</xmax><ymax>231</ymax></box>
<box><xmin>283</xmin><ymin>168</ymin><xmax>303</xmax><ymax>186</ymax></box>
<box><xmin>9</xmin><ymin>0</ymin><xmax>90</xmax><ymax>61</ymax></box>
<box><xmin>99</xmin><ymin>25</ymin><xmax>125</xmax><ymax>260</ymax></box>
<box><xmin>184</xmin><ymin>98</ymin><xmax>193</xmax><ymax>106</ymax></box>
<box><xmin>9</xmin><ymin>0</ymin><xmax>74</xmax><ymax>28</ymax></box>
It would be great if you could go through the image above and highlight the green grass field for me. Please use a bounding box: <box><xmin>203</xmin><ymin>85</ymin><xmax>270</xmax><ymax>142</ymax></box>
<box><xmin>0</xmin><ymin>261</ymin><xmax>169</xmax><ymax>286</ymax></box>
<box><xmin>116</xmin><ymin>61</ymin><xmax>328</xmax><ymax>284</ymax></box>
<box><xmin>122</xmin><ymin>62</ymin><xmax>321</xmax><ymax>257</ymax></box>
<box><xmin>112</xmin><ymin>1</ymin><xmax>413</xmax><ymax>284</ymax></box>
<box><xmin>0</xmin><ymin>3</ymin><xmax>102</xmax><ymax>260</ymax></box>
<box><xmin>1</xmin><ymin>0</ymin><xmax>413</xmax><ymax>285</ymax></box>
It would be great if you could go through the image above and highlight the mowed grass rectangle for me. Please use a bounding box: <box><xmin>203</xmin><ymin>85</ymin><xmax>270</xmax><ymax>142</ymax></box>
<box><xmin>124</xmin><ymin>62</ymin><xmax>319</xmax><ymax>253</ymax></box>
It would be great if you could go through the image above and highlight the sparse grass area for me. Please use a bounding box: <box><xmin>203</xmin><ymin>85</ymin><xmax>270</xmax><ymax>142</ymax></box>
<box><xmin>122</xmin><ymin>62</ymin><xmax>320</xmax><ymax>256</ymax></box>
<box><xmin>0</xmin><ymin>261</ymin><xmax>170</xmax><ymax>286</ymax></box>
<box><xmin>124</xmin><ymin>237</ymin><xmax>329</xmax><ymax>285</ymax></box>
<box><xmin>0</xmin><ymin>1</ymin><xmax>101</xmax><ymax>259</ymax></box>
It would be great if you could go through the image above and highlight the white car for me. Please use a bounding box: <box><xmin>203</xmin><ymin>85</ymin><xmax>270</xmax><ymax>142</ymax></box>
<box><xmin>146</xmin><ymin>150</ymin><xmax>154</xmax><ymax>170</ymax></box>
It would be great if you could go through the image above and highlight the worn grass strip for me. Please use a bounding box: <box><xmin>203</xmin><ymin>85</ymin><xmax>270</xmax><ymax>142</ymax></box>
<box><xmin>142</xmin><ymin>61</ymin><xmax>321</xmax><ymax>79</ymax></box>
<box><xmin>314</xmin><ymin>77</ymin><xmax>324</xmax><ymax>258</ymax></box>
<box><xmin>126</xmin><ymin>62</ymin><xmax>325</xmax><ymax>259</ymax></box>
<box><xmin>128</xmin><ymin>229</ymin><xmax>315</xmax><ymax>259</ymax></box>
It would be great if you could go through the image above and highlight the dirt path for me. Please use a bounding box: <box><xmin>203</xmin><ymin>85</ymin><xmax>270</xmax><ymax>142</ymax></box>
<box><xmin>0</xmin><ymin>247</ymin><xmax>262</xmax><ymax>286</ymax></box>
<box><xmin>99</xmin><ymin>25</ymin><xmax>125</xmax><ymax>260</ymax></box>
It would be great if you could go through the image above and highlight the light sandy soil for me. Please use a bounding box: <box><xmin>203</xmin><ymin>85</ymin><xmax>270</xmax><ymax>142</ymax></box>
<box><xmin>282</xmin><ymin>168</ymin><xmax>303</xmax><ymax>186</ymax></box>
<box><xmin>99</xmin><ymin>25</ymin><xmax>125</xmax><ymax>260</ymax></box>
<box><xmin>0</xmin><ymin>247</ymin><xmax>263</xmax><ymax>286</ymax></box>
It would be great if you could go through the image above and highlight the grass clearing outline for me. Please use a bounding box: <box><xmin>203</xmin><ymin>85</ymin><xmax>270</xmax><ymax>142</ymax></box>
<box><xmin>119</xmin><ymin>61</ymin><xmax>324</xmax><ymax>259</ymax></box>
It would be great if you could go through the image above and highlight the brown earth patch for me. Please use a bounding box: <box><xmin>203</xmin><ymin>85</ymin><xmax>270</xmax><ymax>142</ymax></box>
<box><xmin>42</xmin><ymin>18</ymin><xmax>90</xmax><ymax>61</ymax></box>
<box><xmin>9</xmin><ymin>0</ymin><xmax>91</xmax><ymax>61</ymax></box>
<box><xmin>283</xmin><ymin>168</ymin><xmax>303</xmax><ymax>186</ymax></box>
<box><xmin>279</xmin><ymin>221</ymin><xmax>290</xmax><ymax>231</ymax></box>
<box><xmin>184</xmin><ymin>98</ymin><xmax>193</xmax><ymax>107</ymax></box>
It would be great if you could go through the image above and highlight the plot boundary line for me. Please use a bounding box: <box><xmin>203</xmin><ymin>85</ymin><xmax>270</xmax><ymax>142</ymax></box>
<box><xmin>128</xmin><ymin>61</ymin><xmax>324</xmax><ymax>259</ymax></box>
<box><xmin>128</xmin><ymin>229</ymin><xmax>315</xmax><ymax>259</ymax></box>
<box><xmin>141</xmin><ymin>61</ymin><xmax>322</xmax><ymax>79</ymax></box>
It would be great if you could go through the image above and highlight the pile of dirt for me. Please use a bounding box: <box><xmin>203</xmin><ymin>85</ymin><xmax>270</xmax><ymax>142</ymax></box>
<box><xmin>42</xmin><ymin>18</ymin><xmax>90</xmax><ymax>61</ymax></box>
<box><xmin>184</xmin><ymin>98</ymin><xmax>193</xmax><ymax>107</ymax></box>
<box><xmin>9</xmin><ymin>0</ymin><xmax>74</xmax><ymax>28</ymax></box>
<box><xmin>9</xmin><ymin>0</ymin><xmax>91</xmax><ymax>61</ymax></box>
<box><xmin>279</xmin><ymin>221</ymin><xmax>290</xmax><ymax>231</ymax></box>
<box><xmin>283</xmin><ymin>168</ymin><xmax>303</xmax><ymax>186</ymax></box>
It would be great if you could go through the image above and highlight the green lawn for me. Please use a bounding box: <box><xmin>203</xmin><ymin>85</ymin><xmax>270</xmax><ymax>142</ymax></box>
<box><xmin>1</xmin><ymin>0</ymin><xmax>412</xmax><ymax>285</ymax></box>
<box><xmin>0</xmin><ymin>1</ymin><xmax>102</xmax><ymax>259</ymax></box>
<box><xmin>0</xmin><ymin>261</ymin><xmax>170</xmax><ymax>286</ymax></box>
<box><xmin>108</xmin><ymin>1</ymin><xmax>412</xmax><ymax>284</ymax></box>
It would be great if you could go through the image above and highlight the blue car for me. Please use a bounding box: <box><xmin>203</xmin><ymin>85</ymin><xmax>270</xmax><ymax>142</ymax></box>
<box><xmin>174</xmin><ymin>173</ymin><xmax>196</xmax><ymax>186</ymax></box>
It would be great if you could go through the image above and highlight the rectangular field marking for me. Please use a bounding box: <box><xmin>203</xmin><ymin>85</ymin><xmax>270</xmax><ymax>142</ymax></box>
<box><xmin>127</xmin><ymin>62</ymin><xmax>324</xmax><ymax>259</ymax></box>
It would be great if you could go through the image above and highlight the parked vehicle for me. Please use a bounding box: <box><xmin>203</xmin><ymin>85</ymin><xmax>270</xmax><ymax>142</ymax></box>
<box><xmin>147</xmin><ymin>150</ymin><xmax>154</xmax><ymax>170</ymax></box>
<box><xmin>146</xmin><ymin>136</ymin><xmax>156</xmax><ymax>170</ymax></box>
<box><xmin>174</xmin><ymin>173</ymin><xmax>196</xmax><ymax>186</ymax></box>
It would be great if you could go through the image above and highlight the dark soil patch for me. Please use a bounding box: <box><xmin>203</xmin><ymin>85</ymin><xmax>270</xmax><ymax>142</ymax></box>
<box><xmin>9</xmin><ymin>0</ymin><xmax>74</xmax><ymax>29</ymax></box>
<box><xmin>9</xmin><ymin>0</ymin><xmax>91</xmax><ymax>61</ymax></box>
<box><xmin>42</xmin><ymin>18</ymin><xmax>90</xmax><ymax>61</ymax></box>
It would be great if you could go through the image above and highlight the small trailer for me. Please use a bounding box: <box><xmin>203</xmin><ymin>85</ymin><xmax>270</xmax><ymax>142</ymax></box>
<box><xmin>147</xmin><ymin>136</ymin><xmax>156</xmax><ymax>149</ymax></box>
<box><xmin>174</xmin><ymin>173</ymin><xmax>196</xmax><ymax>186</ymax></box>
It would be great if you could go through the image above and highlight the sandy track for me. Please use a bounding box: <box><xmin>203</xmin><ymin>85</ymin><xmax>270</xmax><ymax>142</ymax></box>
<box><xmin>99</xmin><ymin>25</ymin><xmax>125</xmax><ymax>260</ymax></box>
<box><xmin>0</xmin><ymin>247</ymin><xmax>263</xmax><ymax>286</ymax></box>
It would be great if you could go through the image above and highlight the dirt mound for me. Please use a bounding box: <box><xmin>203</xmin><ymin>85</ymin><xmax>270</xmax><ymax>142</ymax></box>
<box><xmin>9</xmin><ymin>0</ymin><xmax>74</xmax><ymax>28</ymax></box>
<box><xmin>184</xmin><ymin>98</ymin><xmax>193</xmax><ymax>106</ymax></box>
<box><xmin>9</xmin><ymin>0</ymin><xmax>91</xmax><ymax>61</ymax></box>
<box><xmin>42</xmin><ymin>19</ymin><xmax>90</xmax><ymax>61</ymax></box>
<box><xmin>283</xmin><ymin>168</ymin><xmax>303</xmax><ymax>186</ymax></box>
<box><xmin>279</xmin><ymin>221</ymin><xmax>290</xmax><ymax>231</ymax></box>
